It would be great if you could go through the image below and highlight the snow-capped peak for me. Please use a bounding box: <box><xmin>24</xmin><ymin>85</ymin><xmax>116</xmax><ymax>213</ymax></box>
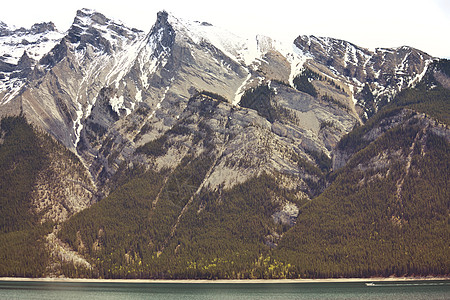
<box><xmin>159</xmin><ymin>10</ymin><xmax>308</xmax><ymax>71</ymax></box>
<box><xmin>0</xmin><ymin>22</ymin><xmax>63</xmax><ymax>65</ymax></box>
<box><xmin>68</xmin><ymin>8</ymin><xmax>143</xmax><ymax>53</ymax></box>
<box><xmin>0</xmin><ymin>20</ymin><xmax>64</xmax><ymax>104</ymax></box>
<box><xmin>73</xmin><ymin>8</ymin><xmax>114</xmax><ymax>28</ymax></box>
<box><xmin>160</xmin><ymin>11</ymin><xmax>260</xmax><ymax>65</ymax></box>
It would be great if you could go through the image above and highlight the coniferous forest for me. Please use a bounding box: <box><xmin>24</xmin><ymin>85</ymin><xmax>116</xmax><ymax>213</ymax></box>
<box><xmin>0</xmin><ymin>61</ymin><xmax>449</xmax><ymax>279</ymax></box>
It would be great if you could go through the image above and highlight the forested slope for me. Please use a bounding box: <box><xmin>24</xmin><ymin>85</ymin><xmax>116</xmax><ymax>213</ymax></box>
<box><xmin>274</xmin><ymin>62</ymin><xmax>450</xmax><ymax>278</ymax></box>
<box><xmin>1</xmin><ymin>60</ymin><xmax>448</xmax><ymax>279</ymax></box>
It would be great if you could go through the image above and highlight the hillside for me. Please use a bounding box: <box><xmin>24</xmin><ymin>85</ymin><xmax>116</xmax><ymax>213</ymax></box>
<box><xmin>55</xmin><ymin>67</ymin><xmax>449</xmax><ymax>278</ymax></box>
<box><xmin>0</xmin><ymin>9</ymin><xmax>448</xmax><ymax>279</ymax></box>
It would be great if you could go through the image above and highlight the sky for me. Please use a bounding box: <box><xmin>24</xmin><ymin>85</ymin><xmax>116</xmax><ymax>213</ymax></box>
<box><xmin>1</xmin><ymin>0</ymin><xmax>449</xmax><ymax>58</ymax></box>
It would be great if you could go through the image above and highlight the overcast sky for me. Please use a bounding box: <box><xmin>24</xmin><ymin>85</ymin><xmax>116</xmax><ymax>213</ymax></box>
<box><xmin>1</xmin><ymin>0</ymin><xmax>449</xmax><ymax>58</ymax></box>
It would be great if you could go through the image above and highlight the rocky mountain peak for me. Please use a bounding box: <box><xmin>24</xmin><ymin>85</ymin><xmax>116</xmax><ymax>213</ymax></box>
<box><xmin>154</xmin><ymin>10</ymin><xmax>171</xmax><ymax>28</ymax></box>
<box><xmin>0</xmin><ymin>8</ymin><xmax>448</xmax><ymax>280</ymax></box>
<box><xmin>0</xmin><ymin>21</ymin><xmax>59</xmax><ymax>39</ymax></box>
<box><xmin>0</xmin><ymin>19</ymin><xmax>64</xmax><ymax>104</ymax></box>
<box><xmin>67</xmin><ymin>8</ymin><xmax>142</xmax><ymax>55</ymax></box>
<box><xmin>74</xmin><ymin>8</ymin><xmax>109</xmax><ymax>26</ymax></box>
<box><xmin>146</xmin><ymin>10</ymin><xmax>176</xmax><ymax>52</ymax></box>
<box><xmin>0</xmin><ymin>21</ymin><xmax>9</xmax><ymax>36</ymax></box>
<box><xmin>17</xmin><ymin>50</ymin><xmax>33</xmax><ymax>68</ymax></box>
<box><xmin>30</xmin><ymin>22</ymin><xmax>57</xmax><ymax>34</ymax></box>
<box><xmin>294</xmin><ymin>34</ymin><xmax>434</xmax><ymax>120</ymax></box>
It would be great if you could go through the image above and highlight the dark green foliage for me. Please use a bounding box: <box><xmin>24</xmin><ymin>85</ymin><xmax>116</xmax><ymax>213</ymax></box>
<box><xmin>272</xmin><ymin>104</ymin><xmax>299</xmax><ymax>123</ymax></box>
<box><xmin>2</xmin><ymin>57</ymin><xmax>449</xmax><ymax>279</ymax></box>
<box><xmin>86</xmin><ymin>122</ymin><xmax>107</xmax><ymax>137</ymax></box>
<box><xmin>148</xmin><ymin>153</ymin><xmax>215</xmax><ymax>246</ymax></box>
<box><xmin>135</xmin><ymin>135</ymin><xmax>168</xmax><ymax>157</ymax></box>
<box><xmin>275</xmin><ymin>127</ymin><xmax>449</xmax><ymax>278</ymax></box>
<box><xmin>58</xmin><ymin>161</ymin><xmax>306</xmax><ymax>279</ymax></box>
<box><xmin>336</xmin><ymin>81</ymin><xmax>448</xmax><ymax>173</ymax></box>
<box><xmin>391</xmin><ymin>84</ymin><xmax>450</xmax><ymax>125</ymax></box>
<box><xmin>360</xmin><ymin>84</ymin><xmax>374</xmax><ymax>104</ymax></box>
<box><xmin>271</xmin><ymin>79</ymin><xmax>290</xmax><ymax>87</ymax></box>
<box><xmin>195</xmin><ymin>91</ymin><xmax>228</xmax><ymax>103</ymax></box>
<box><xmin>0</xmin><ymin>116</ymin><xmax>55</xmax><ymax>276</ymax></box>
<box><xmin>0</xmin><ymin>224</ymin><xmax>53</xmax><ymax>277</ymax></box>
<box><xmin>293</xmin><ymin>69</ymin><xmax>318</xmax><ymax>97</ymax></box>
<box><xmin>320</xmin><ymin>120</ymin><xmax>335</xmax><ymax>130</ymax></box>
<box><xmin>135</xmin><ymin>105</ymin><xmax>216</xmax><ymax>157</ymax></box>
<box><xmin>163</xmin><ymin>174</ymin><xmax>291</xmax><ymax>279</ymax></box>
<box><xmin>275</xmin><ymin>69</ymin><xmax>450</xmax><ymax>277</ymax></box>
<box><xmin>370</xmin><ymin>58</ymin><xmax>450</xmax><ymax>125</ymax></box>
<box><xmin>239</xmin><ymin>84</ymin><xmax>277</xmax><ymax>122</ymax></box>
<box><xmin>433</xmin><ymin>58</ymin><xmax>450</xmax><ymax>77</ymax></box>
<box><xmin>135</xmin><ymin>106</ymin><xmax>151</xmax><ymax>117</ymax></box>
<box><xmin>58</xmin><ymin>169</ymin><xmax>166</xmax><ymax>278</ymax></box>
<box><xmin>58</xmin><ymin>152</ymin><xmax>216</xmax><ymax>278</ymax></box>
<box><xmin>321</xmin><ymin>94</ymin><xmax>349</xmax><ymax>111</ymax></box>
<box><xmin>0</xmin><ymin>115</ymin><xmax>45</xmax><ymax>232</ymax></box>
<box><xmin>296</xmin><ymin>156</ymin><xmax>323</xmax><ymax>178</ymax></box>
<box><xmin>167</xmin><ymin>123</ymin><xmax>190</xmax><ymax>136</ymax></box>
<box><xmin>300</xmin><ymin>68</ymin><xmax>321</xmax><ymax>81</ymax></box>
<box><xmin>238</xmin><ymin>84</ymin><xmax>299</xmax><ymax>124</ymax></box>
<box><xmin>304</xmin><ymin>149</ymin><xmax>332</xmax><ymax>173</ymax></box>
<box><xmin>358</xmin><ymin>84</ymin><xmax>376</xmax><ymax>120</ymax></box>
<box><xmin>337</xmin><ymin>107</ymin><xmax>404</xmax><ymax>153</ymax></box>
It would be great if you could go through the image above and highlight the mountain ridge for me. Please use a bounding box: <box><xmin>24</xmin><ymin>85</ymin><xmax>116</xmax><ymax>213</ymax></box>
<box><xmin>0</xmin><ymin>8</ymin><xmax>448</xmax><ymax>278</ymax></box>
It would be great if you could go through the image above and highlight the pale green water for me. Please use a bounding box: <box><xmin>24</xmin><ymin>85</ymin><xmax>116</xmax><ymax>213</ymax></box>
<box><xmin>0</xmin><ymin>280</ymin><xmax>449</xmax><ymax>299</ymax></box>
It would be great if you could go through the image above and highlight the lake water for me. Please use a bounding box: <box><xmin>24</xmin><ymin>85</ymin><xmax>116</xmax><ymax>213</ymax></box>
<box><xmin>0</xmin><ymin>280</ymin><xmax>449</xmax><ymax>299</ymax></box>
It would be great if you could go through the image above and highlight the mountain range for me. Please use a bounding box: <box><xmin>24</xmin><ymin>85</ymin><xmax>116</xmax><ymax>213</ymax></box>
<box><xmin>0</xmin><ymin>8</ymin><xmax>448</xmax><ymax>279</ymax></box>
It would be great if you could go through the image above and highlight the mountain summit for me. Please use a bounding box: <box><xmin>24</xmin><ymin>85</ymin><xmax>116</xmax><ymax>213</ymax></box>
<box><xmin>0</xmin><ymin>9</ymin><xmax>448</xmax><ymax>279</ymax></box>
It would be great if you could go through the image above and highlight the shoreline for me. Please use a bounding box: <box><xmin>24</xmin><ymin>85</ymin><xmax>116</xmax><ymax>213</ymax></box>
<box><xmin>1</xmin><ymin>277</ymin><xmax>449</xmax><ymax>284</ymax></box>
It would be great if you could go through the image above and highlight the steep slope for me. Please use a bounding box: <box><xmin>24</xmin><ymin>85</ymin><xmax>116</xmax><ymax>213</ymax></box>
<box><xmin>72</xmin><ymin>10</ymin><xmax>360</xmax><ymax>194</ymax></box>
<box><xmin>1</xmin><ymin>9</ymin><xmax>432</xmax><ymax>194</ymax></box>
<box><xmin>276</xmin><ymin>111</ymin><xmax>449</xmax><ymax>278</ymax></box>
<box><xmin>0</xmin><ymin>21</ymin><xmax>64</xmax><ymax>105</ymax></box>
<box><xmin>274</xmin><ymin>65</ymin><xmax>450</xmax><ymax>278</ymax></box>
<box><xmin>333</xmin><ymin>59</ymin><xmax>450</xmax><ymax>169</ymax></box>
<box><xmin>295</xmin><ymin>35</ymin><xmax>433</xmax><ymax>120</ymax></box>
<box><xmin>0</xmin><ymin>8</ymin><xmax>446</xmax><ymax>278</ymax></box>
<box><xmin>0</xmin><ymin>115</ymin><xmax>95</xmax><ymax>277</ymax></box>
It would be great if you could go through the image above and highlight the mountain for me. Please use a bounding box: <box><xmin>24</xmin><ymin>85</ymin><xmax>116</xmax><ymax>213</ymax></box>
<box><xmin>0</xmin><ymin>21</ymin><xmax>63</xmax><ymax>105</ymax></box>
<box><xmin>0</xmin><ymin>8</ymin><xmax>448</xmax><ymax>278</ymax></box>
<box><xmin>294</xmin><ymin>36</ymin><xmax>434</xmax><ymax>120</ymax></box>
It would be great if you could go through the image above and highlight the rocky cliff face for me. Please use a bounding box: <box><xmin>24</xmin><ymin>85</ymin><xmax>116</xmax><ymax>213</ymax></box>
<box><xmin>295</xmin><ymin>35</ymin><xmax>433</xmax><ymax>120</ymax></box>
<box><xmin>0</xmin><ymin>8</ymin><xmax>441</xmax><ymax>227</ymax></box>
<box><xmin>0</xmin><ymin>21</ymin><xmax>63</xmax><ymax>105</ymax></box>
<box><xmin>1</xmin><ymin>8</ymin><xmax>448</xmax><ymax>279</ymax></box>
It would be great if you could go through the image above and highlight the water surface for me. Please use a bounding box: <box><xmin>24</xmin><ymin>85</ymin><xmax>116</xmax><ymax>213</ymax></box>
<box><xmin>0</xmin><ymin>280</ymin><xmax>448</xmax><ymax>299</ymax></box>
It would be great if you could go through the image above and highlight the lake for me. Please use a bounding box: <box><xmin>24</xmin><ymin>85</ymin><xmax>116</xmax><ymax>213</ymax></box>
<box><xmin>0</xmin><ymin>279</ymin><xmax>449</xmax><ymax>299</ymax></box>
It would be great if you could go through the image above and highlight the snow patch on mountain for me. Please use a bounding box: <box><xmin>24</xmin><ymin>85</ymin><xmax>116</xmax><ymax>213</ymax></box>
<box><xmin>167</xmin><ymin>13</ymin><xmax>259</xmax><ymax>65</ymax></box>
<box><xmin>0</xmin><ymin>23</ymin><xmax>63</xmax><ymax>64</ymax></box>
<box><xmin>0</xmin><ymin>22</ymin><xmax>64</xmax><ymax>104</ymax></box>
<box><xmin>137</xmin><ymin>27</ymin><xmax>171</xmax><ymax>89</ymax></box>
<box><xmin>408</xmin><ymin>58</ymin><xmax>433</xmax><ymax>88</ymax></box>
<box><xmin>234</xmin><ymin>72</ymin><xmax>252</xmax><ymax>105</ymax></box>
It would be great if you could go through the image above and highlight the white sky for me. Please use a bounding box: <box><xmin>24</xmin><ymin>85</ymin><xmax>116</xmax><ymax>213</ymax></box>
<box><xmin>0</xmin><ymin>0</ymin><xmax>449</xmax><ymax>58</ymax></box>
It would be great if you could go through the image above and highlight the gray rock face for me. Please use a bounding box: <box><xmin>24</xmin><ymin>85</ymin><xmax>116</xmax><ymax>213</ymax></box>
<box><xmin>295</xmin><ymin>35</ymin><xmax>434</xmax><ymax>119</ymax></box>
<box><xmin>148</xmin><ymin>11</ymin><xmax>176</xmax><ymax>55</ymax></box>
<box><xmin>0</xmin><ymin>9</ymin><xmax>442</xmax><ymax>226</ymax></box>
<box><xmin>0</xmin><ymin>21</ymin><xmax>9</xmax><ymax>36</ymax></box>
<box><xmin>30</xmin><ymin>22</ymin><xmax>57</xmax><ymax>34</ymax></box>
<box><xmin>68</xmin><ymin>9</ymin><xmax>142</xmax><ymax>54</ymax></box>
<box><xmin>0</xmin><ymin>20</ymin><xmax>64</xmax><ymax>105</ymax></box>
